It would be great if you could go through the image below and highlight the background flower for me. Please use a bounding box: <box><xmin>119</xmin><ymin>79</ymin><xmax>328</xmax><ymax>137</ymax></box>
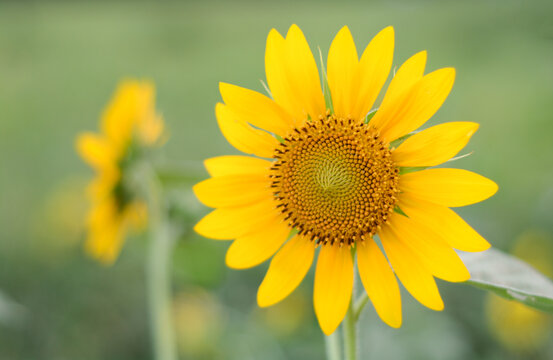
<box><xmin>76</xmin><ymin>81</ymin><xmax>164</xmax><ymax>264</ymax></box>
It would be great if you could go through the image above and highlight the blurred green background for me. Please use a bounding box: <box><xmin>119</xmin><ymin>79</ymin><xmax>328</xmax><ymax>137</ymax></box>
<box><xmin>1</xmin><ymin>0</ymin><xmax>553</xmax><ymax>359</ymax></box>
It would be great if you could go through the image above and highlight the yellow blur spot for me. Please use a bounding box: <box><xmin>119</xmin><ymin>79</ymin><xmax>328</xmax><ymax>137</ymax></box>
<box><xmin>173</xmin><ymin>289</ymin><xmax>224</xmax><ymax>358</ymax></box>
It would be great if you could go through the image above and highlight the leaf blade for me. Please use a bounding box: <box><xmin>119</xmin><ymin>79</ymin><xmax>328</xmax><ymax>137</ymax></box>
<box><xmin>461</xmin><ymin>248</ymin><xmax>553</xmax><ymax>313</ymax></box>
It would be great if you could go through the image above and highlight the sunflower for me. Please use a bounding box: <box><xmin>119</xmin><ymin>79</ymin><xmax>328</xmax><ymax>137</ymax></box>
<box><xmin>194</xmin><ymin>25</ymin><xmax>497</xmax><ymax>335</ymax></box>
<box><xmin>76</xmin><ymin>80</ymin><xmax>164</xmax><ymax>264</ymax></box>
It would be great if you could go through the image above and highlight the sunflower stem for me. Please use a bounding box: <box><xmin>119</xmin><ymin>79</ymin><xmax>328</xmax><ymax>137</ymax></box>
<box><xmin>325</xmin><ymin>330</ymin><xmax>342</xmax><ymax>360</ymax></box>
<box><xmin>147</xmin><ymin>212</ymin><xmax>177</xmax><ymax>360</ymax></box>
<box><xmin>343</xmin><ymin>296</ymin><xmax>357</xmax><ymax>360</ymax></box>
<box><xmin>353</xmin><ymin>293</ymin><xmax>369</xmax><ymax>321</ymax></box>
<box><xmin>145</xmin><ymin>166</ymin><xmax>177</xmax><ymax>360</ymax></box>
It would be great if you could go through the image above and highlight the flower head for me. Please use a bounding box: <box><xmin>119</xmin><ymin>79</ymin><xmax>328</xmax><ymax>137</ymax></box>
<box><xmin>77</xmin><ymin>80</ymin><xmax>164</xmax><ymax>264</ymax></box>
<box><xmin>194</xmin><ymin>25</ymin><xmax>498</xmax><ymax>334</ymax></box>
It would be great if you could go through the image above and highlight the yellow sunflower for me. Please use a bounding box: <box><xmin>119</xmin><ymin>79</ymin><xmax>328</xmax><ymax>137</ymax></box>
<box><xmin>194</xmin><ymin>25</ymin><xmax>498</xmax><ymax>335</ymax></box>
<box><xmin>76</xmin><ymin>80</ymin><xmax>164</xmax><ymax>264</ymax></box>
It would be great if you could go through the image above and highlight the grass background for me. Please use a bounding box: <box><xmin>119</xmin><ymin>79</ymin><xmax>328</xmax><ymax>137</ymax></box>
<box><xmin>0</xmin><ymin>0</ymin><xmax>552</xmax><ymax>359</ymax></box>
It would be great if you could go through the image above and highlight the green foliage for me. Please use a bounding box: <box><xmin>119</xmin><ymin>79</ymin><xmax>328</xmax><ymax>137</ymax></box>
<box><xmin>462</xmin><ymin>248</ymin><xmax>553</xmax><ymax>313</ymax></box>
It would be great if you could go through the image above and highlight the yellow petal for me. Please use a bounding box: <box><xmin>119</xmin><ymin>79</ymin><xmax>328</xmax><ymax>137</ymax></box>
<box><xmin>86</xmin><ymin>171</ymin><xmax>119</xmax><ymax>199</ymax></box>
<box><xmin>379</xmin><ymin>68</ymin><xmax>456</xmax><ymax>142</ymax></box>
<box><xmin>85</xmin><ymin>205</ymin><xmax>125</xmax><ymax>265</ymax></box>
<box><xmin>284</xmin><ymin>25</ymin><xmax>326</xmax><ymax>121</ymax></box>
<box><xmin>257</xmin><ymin>234</ymin><xmax>315</xmax><ymax>307</ymax></box>
<box><xmin>225</xmin><ymin>220</ymin><xmax>291</xmax><ymax>269</ymax></box>
<box><xmin>398</xmin><ymin>192</ymin><xmax>491</xmax><ymax>252</ymax></box>
<box><xmin>193</xmin><ymin>174</ymin><xmax>271</xmax><ymax>208</ymax></box>
<box><xmin>393</xmin><ymin>122</ymin><xmax>479</xmax><ymax>167</ymax></box>
<box><xmin>357</xmin><ymin>238</ymin><xmax>402</xmax><ymax>328</ymax></box>
<box><xmin>194</xmin><ymin>198</ymin><xmax>280</xmax><ymax>240</ymax></box>
<box><xmin>132</xmin><ymin>82</ymin><xmax>164</xmax><ymax>146</ymax></box>
<box><xmin>76</xmin><ymin>132</ymin><xmax>116</xmax><ymax>170</ymax></box>
<box><xmin>388</xmin><ymin>213</ymin><xmax>470</xmax><ymax>282</ymax></box>
<box><xmin>370</xmin><ymin>51</ymin><xmax>426</xmax><ymax>130</ymax></box>
<box><xmin>86</xmin><ymin>226</ymin><xmax>124</xmax><ymax>265</ymax></box>
<box><xmin>314</xmin><ymin>245</ymin><xmax>354</xmax><ymax>335</ymax></box>
<box><xmin>400</xmin><ymin>168</ymin><xmax>498</xmax><ymax>207</ymax></box>
<box><xmin>265</xmin><ymin>29</ymin><xmax>300</xmax><ymax>120</ymax></box>
<box><xmin>87</xmin><ymin>197</ymin><xmax>118</xmax><ymax>229</ymax></box>
<box><xmin>380</xmin><ymin>224</ymin><xmax>444</xmax><ymax>311</ymax></box>
<box><xmin>219</xmin><ymin>82</ymin><xmax>294</xmax><ymax>136</ymax></box>
<box><xmin>204</xmin><ymin>155</ymin><xmax>272</xmax><ymax>177</ymax></box>
<box><xmin>138</xmin><ymin>113</ymin><xmax>164</xmax><ymax>146</ymax></box>
<box><xmin>101</xmin><ymin>81</ymin><xmax>143</xmax><ymax>151</ymax></box>
<box><xmin>215</xmin><ymin>103</ymin><xmax>279</xmax><ymax>158</ymax></box>
<box><xmin>265</xmin><ymin>26</ymin><xmax>325</xmax><ymax>124</ymax></box>
<box><xmin>351</xmin><ymin>26</ymin><xmax>394</xmax><ymax>121</ymax></box>
<box><xmin>327</xmin><ymin>26</ymin><xmax>359</xmax><ymax>120</ymax></box>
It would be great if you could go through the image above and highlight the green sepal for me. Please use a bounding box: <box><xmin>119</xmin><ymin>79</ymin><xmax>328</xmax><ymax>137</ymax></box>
<box><xmin>318</xmin><ymin>47</ymin><xmax>334</xmax><ymax>113</ymax></box>
<box><xmin>398</xmin><ymin>166</ymin><xmax>427</xmax><ymax>175</ymax></box>
<box><xmin>364</xmin><ymin>108</ymin><xmax>378</xmax><ymax>124</ymax></box>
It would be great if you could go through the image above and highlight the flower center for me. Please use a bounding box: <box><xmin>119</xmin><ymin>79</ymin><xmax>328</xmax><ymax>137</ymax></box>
<box><xmin>270</xmin><ymin>113</ymin><xmax>399</xmax><ymax>246</ymax></box>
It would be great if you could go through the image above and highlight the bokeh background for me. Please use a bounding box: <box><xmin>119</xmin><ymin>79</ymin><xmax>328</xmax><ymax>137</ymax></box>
<box><xmin>1</xmin><ymin>0</ymin><xmax>553</xmax><ymax>359</ymax></box>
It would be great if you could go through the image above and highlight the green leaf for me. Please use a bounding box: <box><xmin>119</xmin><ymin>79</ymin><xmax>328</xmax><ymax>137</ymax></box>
<box><xmin>460</xmin><ymin>248</ymin><xmax>553</xmax><ymax>313</ymax></box>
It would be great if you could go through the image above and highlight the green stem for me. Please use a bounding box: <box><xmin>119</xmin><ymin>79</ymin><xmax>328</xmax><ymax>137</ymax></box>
<box><xmin>353</xmin><ymin>293</ymin><xmax>369</xmax><ymax>322</ymax></box>
<box><xmin>343</xmin><ymin>297</ymin><xmax>357</xmax><ymax>360</ymax></box>
<box><xmin>147</xmin><ymin>217</ymin><xmax>177</xmax><ymax>360</ymax></box>
<box><xmin>325</xmin><ymin>330</ymin><xmax>342</xmax><ymax>360</ymax></box>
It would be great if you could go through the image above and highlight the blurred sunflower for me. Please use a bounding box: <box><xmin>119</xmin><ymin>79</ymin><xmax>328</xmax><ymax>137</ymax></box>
<box><xmin>76</xmin><ymin>81</ymin><xmax>164</xmax><ymax>264</ymax></box>
<box><xmin>194</xmin><ymin>25</ymin><xmax>497</xmax><ymax>334</ymax></box>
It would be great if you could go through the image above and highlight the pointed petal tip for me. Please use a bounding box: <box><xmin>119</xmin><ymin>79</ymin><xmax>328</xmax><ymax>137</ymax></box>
<box><xmin>337</xmin><ymin>25</ymin><xmax>352</xmax><ymax>36</ymax></box>
<box><xmin>191</xmin><ymin>181</ymin><xmax>203</xmax><ymax>199</ymax></box>
<box><xmin>267</xmin><ymin>28</ymin><xmax>284</xmax><ymax>41</ymax></box>
<box><xmin>478</xmin><ymin>239</ymin><xmax>492</xmax><ymax>252</ymax></box>
<box><xmin>224</xmin><ymin>249</ymin><xmax>242</xmax><ymax>270</ymax></box>
<box><xmin>380</xmin><ymin>25</ymin><xmax>395</xmax><ymax>36</ymax></box>
<box><xmin>193</xmin><ymin>219</ymin><xmax>231</xmax><ymax>241</ymax></box>
<box><xmin>288</xmin><ymin>23</ymin><xmax>301</xmax><ymax>33</ymax></box>
<box><xmin>371</xmin><ymin>26</ymin><xmax>394</xmax><ymax>50</ymax></box>
<box><xmin>478</xmin><ymin>175</ymin><xmax>499</xmax><ymax>200</ymax></box>
<box><xmin>413</xmin><ymin>50</ymin><xmax>428</xmax><ymax>64</ymax></box>
<box><xmin>192</xmin><ymin>221</ymin><xmax>205</xmax><ymax>236</ymax></box>
<box><xmin>256</xmin><ymin>288</ymin><xmax>275</xmax><ymax>308</ymax></box>
<box><xmin>383</xmin><ymin>314</ymin><xmax>402</xmax><ymax>328</ymax></box>
<box><xmin>435</xmin><ymin>67</ymin><xmax>456</xmax><ymax>82</ymax></box>
<box><xmin>218</xmin><ymin>81</ymin><xmax>230</xmax><ymax>92</ymax></box>
<box><xmin>490</xmin><ymin>179</ymin><xmax>499</xmax><ymax>196</ymax></box>
<box><xmin>319</xmin><ymin>319</ymin><xmax>340</xmax><ymax>336</ymax></box>
<box><xmin>448</xmin><ymin>264</ymin><xmax>472</xmax><ymax>283</ymax></box>
<box><xmin>427</xmin><ymin>297</ymin><xmax>445</xmax><ymax>311</ymax></box>
<box><xmin>466</xmin><ymin>121</ymin><xmax>480</xmax><ymax>134</ymax></box>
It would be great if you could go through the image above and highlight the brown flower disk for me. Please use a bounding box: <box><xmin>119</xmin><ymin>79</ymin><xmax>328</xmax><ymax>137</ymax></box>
<box><xmin>270</xmin><ymin>114</ymin><xmax>400</xmax><ymax>246</ymax></box>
